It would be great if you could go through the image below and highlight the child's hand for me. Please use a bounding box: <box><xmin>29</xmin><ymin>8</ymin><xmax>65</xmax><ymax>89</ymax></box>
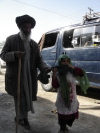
<box><xmin>53</xmin><ymin>68</ymin><xmax>57</xmax><ymax>78</ymax></box>
<box><xmin>67</xmin><ymin>63</ymin><xmax>74</xmax><ymax>69</ymax></box>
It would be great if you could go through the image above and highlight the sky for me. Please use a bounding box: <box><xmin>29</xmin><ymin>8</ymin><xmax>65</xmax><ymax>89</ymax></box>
<box><xmin>0</xmin><ymin>0</ymin><xmax>100</xmax><ymax>43</ymax></box>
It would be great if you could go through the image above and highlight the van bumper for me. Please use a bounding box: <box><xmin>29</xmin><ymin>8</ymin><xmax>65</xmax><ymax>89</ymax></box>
<box><xmin>89</xmin><ymin>82</ymin><xmax>100</xmax><ymax>89</ymax></box>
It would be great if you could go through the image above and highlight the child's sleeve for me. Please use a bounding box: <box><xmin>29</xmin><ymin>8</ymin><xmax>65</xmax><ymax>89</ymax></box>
<box><xmin>73</xmin><ymin>67</ymin><xmax>84</xmax><ymax>77</ymax></box>
<box><xmin>74</xmin><ymin>67</ymin><xmax>90</xmax><ymax>94</ymax></box>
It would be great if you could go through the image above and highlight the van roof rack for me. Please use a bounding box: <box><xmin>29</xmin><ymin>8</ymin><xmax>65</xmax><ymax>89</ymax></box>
<box><xmin>82</xmin><ymin>8</ymin><xmax>100</xmax><ymax>24</ymax></box>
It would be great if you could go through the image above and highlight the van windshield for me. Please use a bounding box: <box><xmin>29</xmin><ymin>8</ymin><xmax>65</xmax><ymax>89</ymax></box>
<box><xmin>38</xmin><ymin>32</ymin><xmax>58</xmax><ymax>50</ymax></box>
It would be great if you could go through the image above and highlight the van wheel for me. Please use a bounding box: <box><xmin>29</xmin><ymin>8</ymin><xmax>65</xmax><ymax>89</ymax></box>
<box><xmin>40</xmin><ymin>71</ymin><xmax>54</xmax><ymax>92</ymax></box>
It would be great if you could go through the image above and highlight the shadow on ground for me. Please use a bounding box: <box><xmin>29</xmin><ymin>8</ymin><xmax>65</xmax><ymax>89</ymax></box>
<box><xmin>0</xmin><ymin>93</ymin><xmax>100</xmax><ymax>133</ymax></box>
<box><xmin>77</xmin><ymin>86</ymin><xmax>100</xmax><ymax>100</ymax></box>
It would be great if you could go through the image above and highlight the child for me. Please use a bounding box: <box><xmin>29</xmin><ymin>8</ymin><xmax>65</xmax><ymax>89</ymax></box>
<box><xmin>52</xmin><ymin>54</ymin><xmax>89</xmax><ymax>133</ymax></box>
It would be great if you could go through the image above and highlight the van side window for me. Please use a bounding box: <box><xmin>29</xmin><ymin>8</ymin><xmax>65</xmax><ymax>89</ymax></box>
<box><xmin>63</xmin><ymin>30</ymin><xmax>74</xmax><ymax>48</ymax></box>
<box><xmin>38</xmin><ymin>33</ymin><xmax>58</xmax><ymax>49</ymax></box>
<box><xmin>92</xmin><ymin>25</ymin><xmax>100</xmax><ymax>46</ymax></box>
<box><xmin>81</xmin><ymin>26</ymin><xmax>94</xmax><ymax>47</ymax></box>
<box><xmin>73</xmin><ymin>26</ymin><xmax>95</xmax><ymax>47</ymax></box>
<box><xmin>72</xmin><ymin>28</ymin><xmax>81</xmax><ymax>47</ymax></box>
<box><xmin>81</xmin><ymin>35</ymin><xmax>92</xmax><ymax>47</ymax></box>
<box><xmin>72</xmin><ymin>36</ymin><xmax>80</xmax><ymax>47</ymax></box>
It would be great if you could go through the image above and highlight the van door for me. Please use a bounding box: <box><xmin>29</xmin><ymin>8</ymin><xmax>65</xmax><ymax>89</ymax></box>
<box><xmin>39</xmin><ymin>32</ymin><xmax>59</xmax><ymax>67</ymax></box>
<box><xmin>60</xmin><ymin>26</ymin><xmax>100</xmax><ymax>88</ymax></box>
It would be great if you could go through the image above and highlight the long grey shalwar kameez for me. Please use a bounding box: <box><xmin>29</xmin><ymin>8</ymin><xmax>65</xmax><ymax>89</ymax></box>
<box><xmin>14</xmin><ymin>34</ymin><xmax>34</xmax><ymax>119</ymax></box>
<box><xmin>23</xmin><ymin>37</ymin><xmax>34</xmax><ymax>113</ymax></box>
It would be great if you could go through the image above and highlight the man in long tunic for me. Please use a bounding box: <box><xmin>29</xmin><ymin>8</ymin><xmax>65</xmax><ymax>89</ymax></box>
<box><xmin>0</xmin><ymin>15</ymin><xmax>50</xmax><ymax>130</ymax></box>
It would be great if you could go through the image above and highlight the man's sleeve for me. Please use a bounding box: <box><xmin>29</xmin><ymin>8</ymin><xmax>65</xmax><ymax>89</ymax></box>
<box><xmin>0</xmin><ymin>37</ymin><xmax>15</xmax><ymax>62</ymax></box>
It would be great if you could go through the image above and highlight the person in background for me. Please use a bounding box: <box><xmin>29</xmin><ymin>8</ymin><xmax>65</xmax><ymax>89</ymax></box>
<box><xmin>0</xmin><ymin>14</ymin><xmax>50</xmax><ymax>130</ymax></box>
<box><xmin>52</xmin><ymin>54</ymin><xmax>89</xmax><ymax>133</ymax></box>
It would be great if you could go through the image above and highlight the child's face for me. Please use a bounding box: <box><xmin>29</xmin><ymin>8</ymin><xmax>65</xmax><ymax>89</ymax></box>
<box><xmin>61</xmin><ymin>58</ymin><xmax>70</xmax><ymax>65</ymax></box>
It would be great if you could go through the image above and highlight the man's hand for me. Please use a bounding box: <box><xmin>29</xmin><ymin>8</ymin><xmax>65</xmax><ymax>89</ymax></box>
<box><xmin>45</xmin><ymin>67</ymin><xmax>52</xmax><ymax>73</ymax></box>
<box><xmin>14</xmin><ymin>51</ymin><xmax>25</xmax><ymax>58</ymax></box>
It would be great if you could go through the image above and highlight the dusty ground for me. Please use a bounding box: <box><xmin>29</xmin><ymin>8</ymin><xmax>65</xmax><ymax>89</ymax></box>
<box><xmin>0</xmin><ymin>69</ymin><xmax>100</xmax><ymax>133</ymax></box>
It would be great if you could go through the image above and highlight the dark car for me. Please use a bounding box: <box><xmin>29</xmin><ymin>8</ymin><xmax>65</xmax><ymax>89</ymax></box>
<box><xmin>39</xmin><ymin>12</ymin><xmax>100</xmax><ymax>91</ymax></box>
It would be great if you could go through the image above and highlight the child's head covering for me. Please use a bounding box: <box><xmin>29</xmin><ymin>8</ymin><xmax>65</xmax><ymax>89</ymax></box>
<box><xmin>58</xmin><ymin>54</ymin><xmax>71</xmax><ymax>66</ymax></box>
<box><xmin>57</xmin><ymin>54</ymin><xmax>73</xmax><ymax>76</ymax></box>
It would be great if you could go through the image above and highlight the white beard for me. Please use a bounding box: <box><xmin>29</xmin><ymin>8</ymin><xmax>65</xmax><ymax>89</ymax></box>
<box><xmin>19</xmin><ymin>30</ymin><xmax>31</xmax><ymax>41</ymax></box>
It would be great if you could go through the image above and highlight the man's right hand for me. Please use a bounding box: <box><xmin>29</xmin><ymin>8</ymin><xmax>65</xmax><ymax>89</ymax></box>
<box><xmin>14</xmin><ymin>51</ymin><xmax>25</xmax><ymax>58</ymax></box>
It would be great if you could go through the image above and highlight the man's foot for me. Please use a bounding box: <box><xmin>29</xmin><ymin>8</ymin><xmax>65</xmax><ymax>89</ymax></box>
<box><xmin>58</xmin><ymin>127</ymin><xmax>69</xmax><ymax>133</ymax></box>
<box><xmin>58</xmin><ymin>130</ymin><xmax>65</xmax><ymax>133</ymax></box>
<box><xmin>15</xmin><ymin>117</ymin><xmax>31</xmax><ymax>130</ymax></box>
<box><xmin>64</xmin><ymin>127</ymin><xmax>69</xmax><ymax>133</ymax></box>
<box><xmin>24</xmin><ymin>118</ymin><xmax>31</xmax><ymax>130</ymax></box>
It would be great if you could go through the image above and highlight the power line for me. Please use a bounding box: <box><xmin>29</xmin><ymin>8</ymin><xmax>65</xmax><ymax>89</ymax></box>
<box><xmin>12</xmin><ymin>0</ymin><xmax>73</xmax><ymax>20</ymax></box>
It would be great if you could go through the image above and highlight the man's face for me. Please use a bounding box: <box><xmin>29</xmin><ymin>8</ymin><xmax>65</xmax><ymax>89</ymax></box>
<box><xmin>20</xmin><ymin>23</ymin><xmax>32</xmax><ymax>36</ymax></box>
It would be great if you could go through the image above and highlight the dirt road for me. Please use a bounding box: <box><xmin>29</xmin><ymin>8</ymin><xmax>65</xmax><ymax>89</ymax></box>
<box><xmin>0</xmin><ymin>70</ymin><xmax>100</xmax><ymax>133</ymax></box>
